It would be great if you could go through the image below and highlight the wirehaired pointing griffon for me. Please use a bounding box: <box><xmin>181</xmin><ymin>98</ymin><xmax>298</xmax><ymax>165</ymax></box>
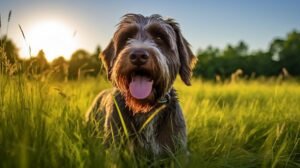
<box><xmin>86</xmin><ymin>14</ymin><xmax>196</xmax><ymax>156</ymax></box>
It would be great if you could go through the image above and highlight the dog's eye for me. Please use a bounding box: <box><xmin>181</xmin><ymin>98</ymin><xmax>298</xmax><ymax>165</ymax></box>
<box><xmin>118</xmin><ymin>35</ymin><xmax>133</xmax><ymax>47</ymax></box>
<box><xmin>121</xmin><ymin>35</ymin><xmax>131</xmax><ymax>42</ymax></box>
<box><xmin>152</xmin><ymin>32</ymin><xmax>168</xmax><ymax>45</ymax></box>
<box><xmin>155</xmin><ymin>36</ymin><xmax>162</xmax><ymax>41</ymax></box>
<box><xmin>153</xmin><ymin>35</ymin><xmax>164</xmax><ymax>43</ymax></box>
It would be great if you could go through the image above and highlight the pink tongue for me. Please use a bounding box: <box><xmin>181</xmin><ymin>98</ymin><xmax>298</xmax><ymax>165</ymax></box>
<box><xmin>129</xmin><ymin>76</ymin><xmax>153</xmax><ymax>99</ymax></box>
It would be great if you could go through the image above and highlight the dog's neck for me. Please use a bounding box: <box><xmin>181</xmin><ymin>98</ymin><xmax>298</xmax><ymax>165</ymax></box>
<box><xmin>157</xmin><ymin>91</ymin><xmax>171</xmax><ymax>104</ymax></box>
<box><xmin>117</xmin><ymin>88</ymin><xmax>173</xmax><ymax>114</ymax></box>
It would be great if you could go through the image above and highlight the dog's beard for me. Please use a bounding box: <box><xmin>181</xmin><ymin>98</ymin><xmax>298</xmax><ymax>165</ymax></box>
<box><xmin>111</xmin><ymin>63</ymin><xmax>173</xmax><ymax>114</ymax></box>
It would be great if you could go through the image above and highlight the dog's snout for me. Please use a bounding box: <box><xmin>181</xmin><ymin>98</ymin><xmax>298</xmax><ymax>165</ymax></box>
<box><xmin>130</xmin><ymin>49</ymin><xmax>149</xmax><ymax>66</ymax></box>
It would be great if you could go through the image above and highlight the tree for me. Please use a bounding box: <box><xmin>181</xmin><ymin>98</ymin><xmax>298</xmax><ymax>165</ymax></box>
<box><xmin>69</xmin><ymin>49</ymin><xmax>91</xmax><ymax>79</ymax></box>
<box><xmin>269</xmin><ymin>38</ymin><xmax>284</xmax><ymax>61</ymax></box>
<box><xmin>278</xmin><ymin>30</ymin><xmax>300</xmax><ymax>75</ymax></box>
<box><xmin>0</xmin><ymin>36</ymin><xmax>22</xmax><ymax>75</ymax></box>
<box><xmin>193</xmin><ymin>46</ymin><xmax>220</xmax><ymax>78</ymax></box>
<box><xmin>236</xmin><ymin>41</ymin><xmax>248</xmax><ymax>56</ymax></box>
<box><xmin>25</xmin><ymin>50</ymin><xmax>50</xmax><ymax>75</ymax></box>
<box><xmin>89</xmin><ymin>45</ymin><xmax>102</xmax><ymax>76</ymax></box>
<box><xmin>50</xmin><ymin>56</ymin><xmax>69</xmax><ymax>81</ymax></box>
<box><xmin>245</xmin><ymin>51</ymin><xmax>280</xmax><ymax>77</ymax></box>
<box><xmin>0</xmin><ymin>36</ymin><xmax>20</xmax><ymax>64</ymax></box>
<box><xmin>68</xmin><ymin>46</ymin><xmax>103</xmax><ymax>80</ymax></box>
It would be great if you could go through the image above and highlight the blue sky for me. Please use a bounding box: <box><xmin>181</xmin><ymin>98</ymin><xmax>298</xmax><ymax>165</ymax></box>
<box><xmin>1</xmin><ymin>0</ymin><xmax>300</xmax><ymax>59</ymax></box>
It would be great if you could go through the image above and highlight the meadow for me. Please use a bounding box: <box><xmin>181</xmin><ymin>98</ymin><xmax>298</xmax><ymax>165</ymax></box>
<box><xmin>0</xmin><ymin>74</ymin><xmax>299</xmax><ymax>168</ymax></box>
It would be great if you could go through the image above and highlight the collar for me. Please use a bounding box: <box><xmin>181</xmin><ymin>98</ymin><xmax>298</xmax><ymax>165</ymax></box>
<box><xmin>157</xmin><ymin>91</ymin><xmax>171</xmax><ymax>104</ymax></box>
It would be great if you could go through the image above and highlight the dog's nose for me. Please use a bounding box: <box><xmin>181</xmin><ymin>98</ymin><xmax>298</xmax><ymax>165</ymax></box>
<box><xmin>130</xmin><ymin>49</ymin><xmax>149</xmax><ymax>66</ymax></box>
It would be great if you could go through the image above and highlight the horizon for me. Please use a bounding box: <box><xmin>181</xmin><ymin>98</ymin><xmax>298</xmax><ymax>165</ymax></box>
<box><xmin>1</xmin><ymin>0</ymin><xmax>300</xmax><ymax>61</ymax></box>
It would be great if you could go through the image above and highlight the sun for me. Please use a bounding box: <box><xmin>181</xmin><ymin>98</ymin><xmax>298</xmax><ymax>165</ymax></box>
<box><xmin>21</xmin><ymin>20</ymin><xmax>78</xmax><ymax>61</ymax></box>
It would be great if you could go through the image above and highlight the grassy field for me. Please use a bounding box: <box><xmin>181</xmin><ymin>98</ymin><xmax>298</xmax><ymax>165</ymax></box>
<box><xmin>0</xmin><ymin>75</ymin><xmax>300</xmax><ymax>168</ymax></box>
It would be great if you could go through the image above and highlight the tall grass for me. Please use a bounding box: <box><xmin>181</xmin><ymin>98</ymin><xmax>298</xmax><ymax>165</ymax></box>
<box><xmin>0</xmin><ymin>72</ymin><xmax>299</xmax><ymax>167</ymax></box>
<box><xmin>176</xmin><ymin>80</ymin><xmax>300</xmax><ymax>167</ymax></box>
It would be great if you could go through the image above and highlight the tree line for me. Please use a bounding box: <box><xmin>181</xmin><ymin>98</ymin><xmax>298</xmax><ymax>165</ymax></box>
<box><xmin>194</xmin><ymin>30</ymin><xmax>300</xmax><ymax>80</ymax></box>
<box><xmin>1</xmin><ymin>30</ymin><xmax>300</xmax><ymax>81</ymax></box>
<box><xmin>0</xmin><ymin>36</ymin><xmax>102</xmax><ymax>81</ymax></box>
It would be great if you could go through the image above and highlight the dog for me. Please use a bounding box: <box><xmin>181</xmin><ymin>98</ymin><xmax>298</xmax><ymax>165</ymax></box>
<box><xmin>86</xmin><ymin>14</ymin><xmax>196</xmax><ymax>156</ymax></box>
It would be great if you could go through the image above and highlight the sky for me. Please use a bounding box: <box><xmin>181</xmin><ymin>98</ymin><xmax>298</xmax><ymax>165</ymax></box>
<box><xmin>1</xmin><ymin>0</ymin><xmax>300</xmax><ymax>61</ymax></box>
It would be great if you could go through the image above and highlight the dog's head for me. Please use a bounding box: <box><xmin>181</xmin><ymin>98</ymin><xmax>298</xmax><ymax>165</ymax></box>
<box><xmin>101</xmin><ymin>14</ymin><xmax>196</xmax><ymax>113</ymax></box>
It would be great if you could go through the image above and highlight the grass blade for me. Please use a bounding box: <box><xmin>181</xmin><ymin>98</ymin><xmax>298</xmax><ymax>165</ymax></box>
<box><xmin>29</xmin><ymin>45</ymin><xmax>32</xmax><ymax>57</ymax></box>
<box><xmin>73</xmin><ymin>30</ymin><xmax>77</xmax><ymax>37</ymax></box>
<box><xmin>8</xmin><ymin>10</ymin><xmax>12</xmax><ymax>23</ymax></box>
<box><xmin>18</xmin><ymin>24</ymin><xmax>32</xmax><ymax>57</ymax></box>
<box><xmin>18</xmin><ymin>24</ymin><xmax>26</xmax><ymax>40</ymax></box>
<box><xmin>113</xmin><ymin>96</ymin><xmax>129</xmax><ymax>139</ymax></box>
<box><xmin>138</xmin><ymin>104</ymin><xmax>166</xmax><ymax>133</ymax></box>
<box><xmin>6</xmin><ymin>10</ymin><xmax>12</xmax><ymax>35</ymax></box>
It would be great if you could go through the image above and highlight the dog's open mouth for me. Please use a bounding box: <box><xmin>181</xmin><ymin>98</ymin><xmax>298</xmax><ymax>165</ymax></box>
<box><xmin>129</xmin><ymin>70</ymin><xmax>153</xmax><ymax>100</ymax></box>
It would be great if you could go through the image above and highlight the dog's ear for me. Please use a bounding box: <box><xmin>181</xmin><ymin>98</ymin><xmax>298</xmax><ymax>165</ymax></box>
<box><xmin>100</xmin><ymin>40</ymin><xmax>115</xmax><ymax>80</ymax></box>
<box><xmin>166</xmin><ymin>19</ymin><xmax>197</xmax><ymax>86</ymax></box>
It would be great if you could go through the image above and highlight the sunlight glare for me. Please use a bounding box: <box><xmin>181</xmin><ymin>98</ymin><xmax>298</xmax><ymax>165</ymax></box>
<box><xmin>21</xmin><ymin>20</ymin><xmax>78</xmax><ymax>61</ymax></box>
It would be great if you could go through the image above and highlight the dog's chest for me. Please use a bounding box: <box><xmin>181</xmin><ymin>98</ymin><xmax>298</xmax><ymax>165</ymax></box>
<box><xmin>133</xmin><ymin>113</ymin><xmax>161</xmax><ymax>154</ymax></box>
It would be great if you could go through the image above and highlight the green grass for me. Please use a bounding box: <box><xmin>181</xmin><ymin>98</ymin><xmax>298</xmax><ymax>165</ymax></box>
<box><xmin>0</xmin><ymin>75</ymin><xmax>300</xmax><ymax>168</ymax></box>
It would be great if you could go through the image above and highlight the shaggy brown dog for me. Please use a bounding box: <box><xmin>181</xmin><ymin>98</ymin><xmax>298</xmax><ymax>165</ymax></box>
<box><xmin>86</xmin><ymin>14</ymin><xmax>196</xmax><ymax>156</ymax></box>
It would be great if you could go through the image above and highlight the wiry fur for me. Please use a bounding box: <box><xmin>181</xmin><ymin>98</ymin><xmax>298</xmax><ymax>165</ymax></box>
<box><xmin>86</xmin><ymin>14</ymin><xmax>196</xmax><ymax>156</ymax></box>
